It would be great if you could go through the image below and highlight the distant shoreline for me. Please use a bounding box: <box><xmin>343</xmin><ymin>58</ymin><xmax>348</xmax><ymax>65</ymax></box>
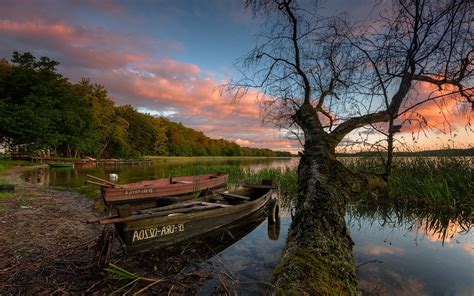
<box><xmin>336</xmin><ymin>147</ymin><xmax>473</xmax><ymax>158</ymax></box>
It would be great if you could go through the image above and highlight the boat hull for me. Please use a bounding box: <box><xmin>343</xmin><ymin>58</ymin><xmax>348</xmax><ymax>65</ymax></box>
<box><xmin>116</xmin><ymin>189</ymin><xmax>274</xmax><ymax>253</ymax></box>
<box><xmin>102</xmin><ymin>173</ymin><xmax>228</xmax><ymax>206</ymax></box>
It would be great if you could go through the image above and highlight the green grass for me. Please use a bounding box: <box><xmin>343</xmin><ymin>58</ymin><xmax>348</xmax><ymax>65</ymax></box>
<box><xmin>105</xmin><ymin>263</ymin><xmax>161</xmax><ymax>294</ymax></box>
<box><xmin>387</xmin><ymin>157</ymin><xmax>473</xmax><ymax>209</ymax></box>
<box><xmin>344</xmin><ymin>157</ymin><xmax>473</xmax><ymax>210</ymax></box>
<box><xmin>0</xmin><ymin>159</ymin><xmax>35</xmax><ymax>174</ymax></box>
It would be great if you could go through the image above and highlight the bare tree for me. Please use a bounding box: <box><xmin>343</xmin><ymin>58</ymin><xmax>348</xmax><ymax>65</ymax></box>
<box><xmin>225</xmin><ymin>0</ymin><xmax>472</xmax><ymax>293</ymax></box>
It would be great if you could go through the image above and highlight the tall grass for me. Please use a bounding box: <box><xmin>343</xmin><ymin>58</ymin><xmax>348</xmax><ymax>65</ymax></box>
<box><xmin>345</xmin><ymin>157</ymin><xmax>473</xmax><ymax>210</ymax></box>
<box><xmin>388</xmin><ymin>157</ymin><xmax>473</xmax><ymax>209</ymax></box>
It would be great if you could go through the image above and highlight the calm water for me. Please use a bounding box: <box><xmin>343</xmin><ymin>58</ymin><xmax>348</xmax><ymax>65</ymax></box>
<box><xmin>24</xmin><ymin>157</ymin><xmax>299</xmax><ymax>189</ymax></box>
<box><xmin>23</xmin><ymin>157</ymin><xmax>473</xmax><ymax>295</ymax></box>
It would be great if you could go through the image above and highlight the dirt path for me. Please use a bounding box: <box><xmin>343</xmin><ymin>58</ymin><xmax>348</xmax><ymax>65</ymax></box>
<box><xmin>0</xmin><ymin>167</ymin><xmax>104</xmax><ymax>294</ymax></box>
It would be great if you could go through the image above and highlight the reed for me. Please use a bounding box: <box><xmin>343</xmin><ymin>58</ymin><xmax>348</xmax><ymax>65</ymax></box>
<box><xmin>105</xmin><ymin>263</ymin><xmax>162</xmax><ymax>293</ymax></box>
<box><xmin>388</xmin><ymin>157</ymin><xmax>473</xmax><ymax>209</ymax></box>
<box><xmin>345</xmin><ymin>157</ymin><xmax>473</xmax><ymax>210</ymax></box>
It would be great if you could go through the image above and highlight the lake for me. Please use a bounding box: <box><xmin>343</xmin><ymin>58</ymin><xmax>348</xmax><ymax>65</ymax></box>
<box><xmin>23</xmin><ymin>157</ymin><xmax>473</xmax><ymax>295</ymax></box>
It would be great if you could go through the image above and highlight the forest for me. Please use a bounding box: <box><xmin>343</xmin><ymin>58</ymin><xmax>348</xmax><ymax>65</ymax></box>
<box><xmin>0</xmin><ymin>52</ymin><xmax>292</xmax><ymax>159</ymax></box>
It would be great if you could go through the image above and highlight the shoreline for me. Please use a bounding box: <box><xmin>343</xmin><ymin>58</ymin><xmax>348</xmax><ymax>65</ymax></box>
<box><xmin>0</xmin><ymin>163</ymin><xmax>49</xmax><ymax>177</ymax></box>
<box><xmin>0</xmin><ymin>166</ymin><xmax>103</xmax><ymax>294</ymax></box>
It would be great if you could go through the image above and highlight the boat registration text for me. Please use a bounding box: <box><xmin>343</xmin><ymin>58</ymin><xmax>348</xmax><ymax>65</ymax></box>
<box><xmin>124</xmin><ymin>188</ymin><xmax>153</xmax><ymax>195</ymax></box>
<box><xmin>132</xmin><ymin>223</ymin><xmax>185</xmax><ymax>242</ymax></box>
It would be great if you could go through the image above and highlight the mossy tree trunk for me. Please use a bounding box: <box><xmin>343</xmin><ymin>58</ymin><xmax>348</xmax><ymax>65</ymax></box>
<box><xmin>272</xmin><ymin>103</ymin><xmax>382</xmax><ymax>295</ymax></box>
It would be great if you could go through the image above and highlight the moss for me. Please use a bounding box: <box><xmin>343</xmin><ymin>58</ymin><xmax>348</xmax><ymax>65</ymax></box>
<box><xmin>273</xmin><ymin>246</ymin><xmax>360</xmax><ymax>295</ymax></box>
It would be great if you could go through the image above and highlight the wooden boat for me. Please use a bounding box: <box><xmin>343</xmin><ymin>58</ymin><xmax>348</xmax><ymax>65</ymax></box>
<box><xmin>89</xmin><ymin>184</ymin><xmax>278</xmax><ymax>253</ymax></box>
<box><xmin>47</xmin><ymin>162</ymin><xmax>74</xmax><ymax>168</ymax></box>
<box><xmin>74</xmin><ymin>159</ymin><xmax>96</xmax><ymax>168</ymax></box>
<box><xmin>86</xmin><ymin>173</ymin><xmax>228</xmax><ymax>207</ymax></box>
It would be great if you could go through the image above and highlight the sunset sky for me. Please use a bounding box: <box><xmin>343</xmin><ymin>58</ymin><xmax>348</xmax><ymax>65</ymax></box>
<box><xmin>1</xmin><ymin>0</ymin><xmax>472</xmax><ymax>153</ymax></box>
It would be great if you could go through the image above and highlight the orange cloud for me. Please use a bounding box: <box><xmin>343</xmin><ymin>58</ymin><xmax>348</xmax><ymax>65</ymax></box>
<box><xmin>417</xmin><ymin>220</ymin><xmax>467</xmax><ymax>244</ymax></box>
<box><xmin>400</xmin><ymin>81</ymin><xmax>471</xmax><ymax>131</ymax></box>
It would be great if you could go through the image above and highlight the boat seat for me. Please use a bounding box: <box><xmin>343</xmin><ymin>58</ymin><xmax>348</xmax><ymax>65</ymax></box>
<box><xmin>173</xmin><ymin>180</ymin><xmax>193</xmax><ymax>184</ymax></box>
<box><xmin>219</xmin><ymin>192</ymin><xmax>251</xmax><ymax>201</ymax></box>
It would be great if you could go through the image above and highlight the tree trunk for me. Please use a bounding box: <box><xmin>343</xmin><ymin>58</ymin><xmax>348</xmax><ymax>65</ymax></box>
<box><xmin>272</xmin><ymin>103</ymin><xmax>366</xmax><ymax>294</ymax></box>
<box><xmin>272</xmin><ymin>144</ymin><xmax>360</xmax><ymax>295</ymax></box>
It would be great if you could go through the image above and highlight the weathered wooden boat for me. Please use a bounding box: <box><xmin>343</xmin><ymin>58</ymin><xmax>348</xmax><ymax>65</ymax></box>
<box><xmin>89</xmin><ymin>184</ymin><xmax>278</xmax><ymax>253</ymax></box>
<box><xmin>47</xmin><ymin>162</ymin><xmax>74</xmax><ymax>168</ymax></box>
<box><xmin>86</xmin><ymin>173</ymin><xmax>228</xmax><ymax>208</ymax></box>
<box><xmin>74</xmin><ymin>159</ymin><xmax>96</xmax><ymax>168</ymax></box>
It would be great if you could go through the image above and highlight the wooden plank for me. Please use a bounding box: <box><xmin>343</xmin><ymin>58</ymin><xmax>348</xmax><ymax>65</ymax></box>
<box><xmin>173</xmin><ymin>180</ymin><xmax>193</xmax><ymax>184</ymax></box>
<box><xmin>86</xmin><ymin>174</ymin><xmax>118</xmax><ymax>187</ymax></box>
<box><xmin>219</xmin><ymin>192</ymin><xmax>251</xmax><ymax>201</ymax></box>
<box><xmin>138</xmin><ymin>201</ymin><xmax>203</xmax><ymax>214</ymax></box>
<box><xmin>198</xmin><ymin>201</ymin><xmax>231</xmax><ymax>208</ymax></box>
<box><xmin>88</xmin><ymin>201</ymin><xmax>201</xmax><ymax>223</ymax></box>
<box><xmin>85</xmin><ymin>180</ymin><xmax>112</xmax><ymax>187</ymax></box>
<box><xmin>98</xmin><ymin>204</ymin><xmax>226</xmax><ymax>225</ymax></box>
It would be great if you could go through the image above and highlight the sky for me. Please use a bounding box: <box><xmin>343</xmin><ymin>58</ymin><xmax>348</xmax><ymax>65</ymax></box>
<box><xmin>0</xmin><ymin>0</ymin><xmax>472</xmax><ymax>153</ymax></box>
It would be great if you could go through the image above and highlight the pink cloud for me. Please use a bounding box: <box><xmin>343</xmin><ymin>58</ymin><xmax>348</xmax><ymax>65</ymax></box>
<box><xmin>366</xmin><ymin>246</ymin><xmax>404</xmax><ymax>256</ymax></box>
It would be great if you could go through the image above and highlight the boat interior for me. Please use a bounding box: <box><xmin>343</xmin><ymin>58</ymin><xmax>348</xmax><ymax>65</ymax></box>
<box><xmin>92</xmin><ymin>184</ymin><xmax>275</xmax><ymax>225</ymax></box>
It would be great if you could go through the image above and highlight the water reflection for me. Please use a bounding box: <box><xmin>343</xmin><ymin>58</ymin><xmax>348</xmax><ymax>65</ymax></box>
<box><xmin>348</xmin><ymin>204</ymin><xmax>473</xmax><ymax>295</ymax></box>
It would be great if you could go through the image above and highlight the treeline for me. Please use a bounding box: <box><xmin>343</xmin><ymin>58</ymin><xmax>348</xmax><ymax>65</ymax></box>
<box><xmin>0</xmin><ymin>52</ymin><xmax>292</xmax><ymax>158</ymax></box>
<box><xmin>337</xmin><ymin>148</ymin><xmax>474</xmax><ymax>157</ymax></box>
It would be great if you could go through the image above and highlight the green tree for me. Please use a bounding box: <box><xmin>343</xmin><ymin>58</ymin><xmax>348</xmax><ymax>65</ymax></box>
<box><xmin>75</xmin><ymin>79</ymin><xmax>129</xmax><ymax>158</ymax></box>
<box><xmin>116</xmin><ymin>105</ymin><xmax>169</xmax><ymax>157</ymax></box>
<box><xmin>0</xmin><ymin>52</ymin><xmax>68</xmax><ymax>150</ymax></box>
